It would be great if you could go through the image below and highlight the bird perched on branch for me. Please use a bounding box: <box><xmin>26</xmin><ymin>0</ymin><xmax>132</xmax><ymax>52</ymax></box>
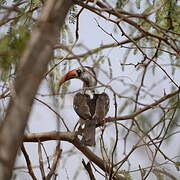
<box><xmin>59</xmin><ymin>66</ymin><xmax>109</xmax><ymax>146</ymax></box>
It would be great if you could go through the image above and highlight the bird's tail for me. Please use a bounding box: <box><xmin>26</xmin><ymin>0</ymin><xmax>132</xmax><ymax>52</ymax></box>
<box><xmin>82</xmin><ymin>119</ymin><xmax>96</xmax><ymax>146</ymax></box>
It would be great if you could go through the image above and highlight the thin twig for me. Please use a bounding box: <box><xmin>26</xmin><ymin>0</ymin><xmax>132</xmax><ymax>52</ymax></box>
<box><xmin>46</xmin><ymin>145</ymin><xmax>62</xmax><ymax>180</ymax></box>
<box><xmin>82</xmin><ymin>159</ymin><xmax>96</xmax><ymax>180</ymax></box>
<box><xmin>21</xmin><ymin>144</ymin><xmax>37</xmax><ymax>180</ymax></box>
<box><xmin>38</xmin><ymin>141</ymin><xmax>46</xmax><ymax>180</ymax></box>
<box><xmin>109</xmin><ymin>93</ymin><xmax>119</xmax><ymax>179</ymax></box>
<box><xmin>34</xmin><ymin>97</ymin><xmax>69</xmax><ymax>131</ymax></box>
<box><xmin>98</xmin><ymin>89</ymin><xmax>180</xmax><ymax>125</ymax></box>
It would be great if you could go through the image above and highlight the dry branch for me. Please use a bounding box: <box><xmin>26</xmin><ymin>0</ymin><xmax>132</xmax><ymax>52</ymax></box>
<box><xmin>54</xmin><ymin>34</ymin><xmax>145</xmax><ymax>60</ymax></box>
<box><xmin>75</xmin><ymin>0</ymin><xmax>179</xmax><ymax>54</ymax></box>
<box><xmin>100</xmin><ymin>89</ymin><xmax>180</xmax><ymax>125</ymax></box>
<box><xmin>38</xmin><ymin>142</ymin><xmax>46</xmax><ymax>179</ymax></box>
<box><xmin>82</xmin><ymin>159</ymin><xmax>95</xmax><ymax>180</ymax></box>
<box><xmin>21</xmin><ymin>144</ymin><xmax>37</xmax><ymax>180</ymax></box>
<box><xmin>24</xmin><ymin>132</ymin><xmax>125</xmax><ymax>180</ymax></box>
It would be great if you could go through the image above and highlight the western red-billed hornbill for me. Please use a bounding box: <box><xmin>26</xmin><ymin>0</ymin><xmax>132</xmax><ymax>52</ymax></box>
<box><xmin>60</xmin><ymin>66</ymin><xmax>109</xmax><ymax>146</ymax></box>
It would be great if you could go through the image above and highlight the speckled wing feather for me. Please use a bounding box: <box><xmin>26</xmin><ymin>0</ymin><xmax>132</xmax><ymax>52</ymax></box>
<box><xmin>73</xmin><ymin>92</ymin><xmax>96</xmax><ymax>146</ymax></box>
<box><xmin>93</xmin><ymin>92</ymin><xmax>110</xmax><ymax>123</ymax></box>
<box><xmin>73</xmin><ymin>92</ymin><xmax>92</xmax><ymax>120</ymax></box>
<box><xmin>73</xmin><ymin>92</ymin><xmax>109</xmax><ymax>146</ymax></box>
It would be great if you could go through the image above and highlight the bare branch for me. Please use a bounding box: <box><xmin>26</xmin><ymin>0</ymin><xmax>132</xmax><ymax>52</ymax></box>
<box><xmin>54</xmin><ymin>34</ymin><xmax>145</xmax><ymax>60</ymax></box>
<box><xmin>46</xmin><ymin>145</ymin><xmax>62</xmax><ymax>180</ymax></box>
<box><xmin>82</xmin><ymin>159</ymin><xmax>95</xmax><ymax>180</ymax></box>
<box><xmin>38</xmin><ymin>142</ymin><xmax>46</xmax><ymax>180</ymax></box>
<box><xmin>21</xmin><ymin>144</ymin><xmax>37</xmax><ymax>180</ymax></box>
<box><xmin>100</xmin><ymin>89</ymin><xmax>180</xmax><ymax>125</ymax></box>
<box><xmin>24</xmin><ymin>131</ymin><xmax>76</xmax><ymax>142</ymax></box>
<box><xmin>24</xmin><ymin>132</ymin><xmax>126</xmax><ymax>180</ymax></box>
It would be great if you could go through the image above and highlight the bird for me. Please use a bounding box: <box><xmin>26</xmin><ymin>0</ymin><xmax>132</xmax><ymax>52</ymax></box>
<box><xmin>59</xmin><ymin>66</ymin><xmax>109</xmax><ymax>146</ymax></box>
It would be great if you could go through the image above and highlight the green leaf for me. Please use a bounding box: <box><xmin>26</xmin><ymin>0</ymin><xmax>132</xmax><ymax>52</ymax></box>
<box><xmin>118</xmin><ymin>100</ymin><xmax>129</xmax><ymax>114</ymax></box>
<box><xmin>136</xmin><ymin>0</ymin><xmax>141</xmax><ymax>9</ymax></box>
<box><xmin>0</xmin><ymin>0</ymin><xmax>6</xmax><ymax>5</ymax></box>
<box><xmin>175</xmin><ymin>161</ymin><xmax>180</xmax><ymax>171</ymax></box>
<box><xmin>139</xmin><ymin>6</ymin><xmax>152</xmax><ymax>31</ymax></box>
<box><xmin>156</xmin><ymin>0</ymin><xmax>180</xmax><ymax>33</ymax></box>
<box><xmin>69</xmin><ymin>5</ymin><xmax>78</xmax><ymax>24</ymax></box>
<box><xmin>118</xmin><ymin>170</ymin><xmax>132</xmax><ymax>180</ymax></box>
<box><xmin>116</xmin><ymin>0</ymin><xmax>129</xmax><ymax>9</ymax></box>
<box><xmin>0</xmin><ymin>25</ymin><xmax>30</xmax><ymax>77</ymax></box>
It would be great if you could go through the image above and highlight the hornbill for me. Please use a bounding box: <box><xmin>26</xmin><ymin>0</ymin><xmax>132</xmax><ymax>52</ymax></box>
<box><xmin>59</xmin><ymin>66</ymin><xmax>109</xmax><ymax>146</ymax></box>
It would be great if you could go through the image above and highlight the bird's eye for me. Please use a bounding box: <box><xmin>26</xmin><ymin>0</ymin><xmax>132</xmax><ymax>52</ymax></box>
<box><xmin>77</xmin><ymin>69</ymin><xmax>81</xmax><ymax>77</ymax></box>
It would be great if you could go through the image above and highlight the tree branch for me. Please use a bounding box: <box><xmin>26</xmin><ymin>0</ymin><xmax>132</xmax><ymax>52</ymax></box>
<box><xmin>46</xmin><ymin>145</ymin><xmax>62</xmax><ymax>180</ymax></box>
<box><xmin>24</xmin><ymin>132</ymin><xmax>125</xmax><ymax>180</ymax></box>
<box><xmin>21</xmin><ymin>144</ymin><xmax>37</xmax><ymax>180</ymax></box>
<box><xmin>99</xmin><ymin>89</ymin><xmax>180</xmax><ymax>125</ymax></box>
<box><xmin>54</xmin><ymin>34</ymin><xmax>145</xmax><ymax>60</ymax></box>
<box><xmin>82</xmin><ymin>159</ymin><xmax>95</xmax><ymax>180</ymax></box>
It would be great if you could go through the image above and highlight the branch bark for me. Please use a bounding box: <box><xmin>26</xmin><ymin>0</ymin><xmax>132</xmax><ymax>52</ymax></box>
<box><xmin>24</xmin><ymin>132</ymin><xmax>125</xmax><ymax>180</ymax></box>
<box><xmin>0</xmin><ymin>0</ymin><xmax>73</xmax><ymax>179</ymax></box>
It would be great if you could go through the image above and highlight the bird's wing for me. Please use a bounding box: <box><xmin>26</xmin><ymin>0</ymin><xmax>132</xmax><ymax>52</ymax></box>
<box><xmin>73</xmin><ymin>92</ymin><xmax>92</xmax><ymax>120</ymax></box>
<box><xmin>93</xmin><ymin>93</ymin><xmax>110</xmax><ymax>123</ymax></box>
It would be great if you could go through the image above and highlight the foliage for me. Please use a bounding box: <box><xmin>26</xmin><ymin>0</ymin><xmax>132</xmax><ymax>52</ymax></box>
<box><xmin>156</xmin><ymin>0</ymin><xmax>180</xmax><ymax>33</ymax></box>
<box><xmin>0</xmin><ymin>25</ymin><xmax>30</xmax><ymax>70</ymax></box>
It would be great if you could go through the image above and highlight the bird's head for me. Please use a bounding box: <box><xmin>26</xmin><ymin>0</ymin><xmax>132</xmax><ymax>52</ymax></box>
<box><xmin>59</xmin><ymin>66</ymin><xmax>97</xmax><ymax>88</ymax></box>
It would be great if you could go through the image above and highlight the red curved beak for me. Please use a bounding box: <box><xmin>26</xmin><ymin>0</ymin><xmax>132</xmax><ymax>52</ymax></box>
<box><xmin>59</xmin><ymin>69</ymin><xmax>77</xmax><ymax>86</ymax></box>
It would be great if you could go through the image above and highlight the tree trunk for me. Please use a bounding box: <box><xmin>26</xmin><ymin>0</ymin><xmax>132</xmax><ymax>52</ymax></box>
<box><xmin>0</xmin><ymin>1</ymin><xmax>73</xmax><ymax>179</ymax></box>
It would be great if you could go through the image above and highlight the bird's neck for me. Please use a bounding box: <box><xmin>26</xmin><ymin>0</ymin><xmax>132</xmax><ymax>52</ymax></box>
<box><xmin>82</xmin><ymin>83</ymin><xmax>95</xmax><ymax>99</ymax></box>
<box><xmin>84</xmin><ymin>89</ymin><xmax>95</xmax><ymax>99</ymax></box>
